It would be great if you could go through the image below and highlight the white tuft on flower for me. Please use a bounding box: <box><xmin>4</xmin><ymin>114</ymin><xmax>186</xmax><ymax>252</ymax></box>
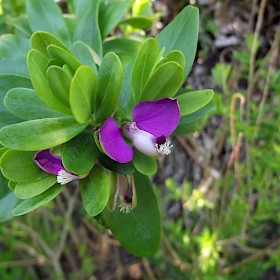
<box><xmin>155</xmin><ymin>139</ymin><xmax>173</xmax><ymax>155</ymax></box>
<box><xmin>119</xmin><ymin>202</ymin><xmax>132</xmax><ymax>214</ymax></box>
<box><xmin>57</xmin><ymin>170</ymin><xmax>79</xmax><ymax>185</ymax></box>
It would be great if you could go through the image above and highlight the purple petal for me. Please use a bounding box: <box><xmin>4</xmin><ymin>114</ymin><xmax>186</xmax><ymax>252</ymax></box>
<box><xmin>132</xmin><ymin>98</ymin><xmax>180</xmax><ymax>137</ymax></box>
<box><xmin>33</xmin><ymin>149</ymin><xmax>64</xmax><ymax>175</ymax></box>
<box><xmin>100</xmin><ymin>118</ymin><xmax>134</xmax><ymax>163</ymax></box>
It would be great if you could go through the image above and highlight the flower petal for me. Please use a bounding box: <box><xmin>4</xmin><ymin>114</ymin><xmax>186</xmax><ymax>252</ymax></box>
<box><xmin>100</xmin><ymin>118</ymin><xmax>134</xmax><ymax>163</ymax></box>
<box><xmin>33</xmin><ymin>149</ymin><xmax>64</xmax><ymax>175</ymax></box>
<box><xmin>132</xmin><ymin>98</ymin><xmax>180</xmax><ymax>137</ymax></box>
<box><xmin>125</xmin><ymin>124</ymin><xmax>158</xmax><ymax>157</ymax></box>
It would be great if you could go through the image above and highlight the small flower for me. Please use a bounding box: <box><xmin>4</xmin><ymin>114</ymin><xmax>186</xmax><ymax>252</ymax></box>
<box><xmin>99</xmin><ymin>98</ymin><xmax>180</xmax><ymax>163</ymax></box>
<box><xmin>114</xmin><ymin>174</ymin><xmax>136</xmax><ymax>213</ymax></box>
<box><xmin>33</xmin><ymin>149</ymin><xmax>85</xmax><ymax>185</ymax></box>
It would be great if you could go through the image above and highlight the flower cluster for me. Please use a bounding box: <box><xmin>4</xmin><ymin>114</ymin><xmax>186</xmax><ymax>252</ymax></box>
<box><xmin>32</xmin><ymin>97</ymin><xmax>180</xmax><ymax>212</ymax></box>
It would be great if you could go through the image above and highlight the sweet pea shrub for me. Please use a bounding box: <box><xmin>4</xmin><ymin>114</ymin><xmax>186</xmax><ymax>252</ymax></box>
<box><xmin>0</xmin><ymin>0</ymin><xmax>214</xmax><ymax>257</ymax></box>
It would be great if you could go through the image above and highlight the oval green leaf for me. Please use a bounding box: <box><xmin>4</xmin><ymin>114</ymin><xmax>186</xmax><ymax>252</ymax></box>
<box><xmin>12</xmin><ymin>184</ymin><xmax>64</xmax><ymax>216</ymax></box>
<box><xmin>102</xmin><ymin>172</ymin><xmax>161</xmax><ymax>257</ymax></box>
<box><xmin>30</xmin><ymin>31</ymin><xmax>70</xmax><ymax>58</ymax></box>
<box><xmin>14</xmin><ymin>175</ymin><xmax>57</xmax><ymax>199</ymax></box>
<box><xmin>0</xmin><ymin>150</ymin><xmax>48</xmax><ymax>182</ymax></box>
<box><xmin>26</xmin><ymin>0</ymin><xmax>71</xmax><ymax>44</ymax></box>
<box><xmin>165</xmin><ymin>50</ymin><xmax>185</xmax><ymax>69</ymax></box>
<box><xmin>157</xmin><ymin>5</ymin><xmax>199</xmax><ymax>79</ymax></box>
<box><xmin>133</xmin><ymin>149</ymin><xmax>157</xmax><ymax>176</ymax></box>
<box><xmin>62</xmin><ymin>131</ymin><xmax>100</xmax><ymax>175</ymax></box>
<box><xmin>0</xmin><ymin>191</ymin><xmax>20</xmax><ymax>223</ymax></box>
<box><xmin>95</xmin><ymin>52</ymin><xmax>123</xmax><ymax>123</ymax></box>
<box><xmin>140</xmin><ymin>61</ymin><xmax>184</xmax><ymax>101</ymax></box>
<box><xmin>4</xmin><ymin>88</ymin><xmax>64</xmax><ymax>120</ymax></box>
<box><xmin>47</xmin><ymin>45</ymin><xmax>80</xmax><ymax>71</ymax></box>
<box><xmin>46</xmin><ymin>66</ymin><xmax>72</xmax><ymax>106</ymax></box>
<box><xmin>73</xmin><ymin>0</ymin><xmax>102</xmax><ymax>56</ymax></box>
<box><xmin>71</xmin><ymin>41</ymin><xmax>98</xmax><ymax>73</ymax></box>
<box><xmin>79</xmin><ymin>165</ymin><xmax>110</xmax><ymax>217</ymax></box>
<box><xmin>132</xmin><ymin>38</ymin><xmax>160</xmax><ymax>102</ymax></box>
<box><xmin>69</xmin><ymin>65</ymin><xmax>98</xmax><ymax>124</ymax></box>
<box><xmin>119</xmin><ymin>16</ymin><xmax>153</xmax><ymax>29</ymax></box>
<box><xmin>0</xmin><ymin>117</ymin><xmax>88</xmax><ymax>151</ymax></box>
<box><xmin>27</xmin><ymin>49</ymin><xmax>72</xmax><ymax>115</ymax></box>
<box><xmin>178</xmin><ymin>89</ymin><xmax>215</xmax><ymax>116</ymax></box>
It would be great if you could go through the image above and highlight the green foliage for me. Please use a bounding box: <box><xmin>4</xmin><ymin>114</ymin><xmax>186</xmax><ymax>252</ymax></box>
<box><xmin>132</xmin><ymin>148</ymin><xmax>157</xmax><ymax>176</ymax></box>
<box><xmin>62</xmin><ymin>131</ymin><xmax>99</xmax><ymax>175</ymax></box>
<box><xmin>102</xmin><ymin>172</ymin><xmax>161</xmax><ymax>257</ymax></box>
<box><xmin>1</xmin><ymin>150</ymin><xmax>48</xmax><ymax>182</ymax></box>
<box><xmin>4</xmin><ymin>88</ymin><xmax>64</xmax><ymax>120</ymax></box>
<box><xmin>69</xmin><ymin>65</ymin><xmax>97</xmax><ymax>124</ymax></box>
<box><xmin>157</xmin><ymin>5</ymin><xmax>199</xmax><ymax>79</ymax></box>
<box><xmin>80</xmin><ymin>165</ymin><xmax>110</xmax><ymax>217</ymax></box>
<box><xmin>12</xmin><ymin>184</ymin><xmax>64</xmax><ymax>216</ymax></box>
<box><xmin>0</xmin><ymin>117</ymin><xmax>88</xmax><ymax>151</ymax></box>
<box><xmin>0</xmin><ymin>0</ymin><xmax>214</xmax><ymax>263</ymax></box>
<box><xmin>95</xmin><ymin>52</ymin><xmax>123</xmax><ymax>123</ymax></box>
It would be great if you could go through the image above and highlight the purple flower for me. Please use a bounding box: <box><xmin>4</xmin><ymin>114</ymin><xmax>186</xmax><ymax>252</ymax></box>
<box><xmin>99</xmin><ymin>98</ymin><xmax>180</xmax><ymax>163</ymax></box>
<box><xmin>33</xmin><ymin>149</ymin><xmax>84</xmax><ymax>185</ymax></box>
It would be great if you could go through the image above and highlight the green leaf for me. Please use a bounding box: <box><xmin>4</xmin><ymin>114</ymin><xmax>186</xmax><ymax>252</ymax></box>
<box><xmin>4</xmin><ymin>88</ymin><xmax>65</xmax><ymax>120</ymax></box>
<box><xmin>0</xmin><ymin>169</ymin><xmax>11</xmax><ymax>197</ymax></box>
<box><xmin>133</xmin><ymin>149</ymin><xmax>157</xmax><ymax>176</ymax></box>
<box><xmin>73</xmin><ymin>0</ymin><xmax>102</xmax><ymax>56</ymax></box>
<box><xmin>0</xmin><ymin>150</ymin><xmax>48</xmax><ymax>182</ymax></box>
<box><xmin>179</xmin><ymin>99</ymin><xmax>216</xmax><ymax>124</ymax></box>
<box><xmin>69</xmin><ymin>65</ymin><xmax>98</xmax><ymax>124</ymax></box>
<box><xmin>8</xmin><ymin>181</ymin><xmax>17</xmax><ymax>191</ymax></box>
<box><xmin>102</xmin><ymin>172</ymin><xmax>161</xmax><ymax>257</ymax></box>
<box><xmin>71</xmin><ymin>41</ymin><xmax>98</xmax><ymax>73</ymax></box>
<box><xmin>172</xmin><ymin>122</ymin><xmax>197</xmax><ymax>136</ymax></box>
<box><xmin>27</xmin><ymin>49</ymin><xmax>72</xmax><ymax>115</ymax></box>
<box><xmin>62</xmin><ymin>131</ymin><xmax>99</xmax><ymax>175</ymax></box>
<box><xmin>132</xmin><ymin>38</ymin><xmax>160</xmax><ymax>102</ymax></box>
<box><xmin>26</xmin><ymin>0</ymin><xmax>71</xmax><ymax>44</ymax></box>
<box><xmin>0</xmin><ymin>35</ymin><xmax>30</xmax><ymax>62</ymax></box>
<box><xmin>7</xmin><ymin>15</ymin><xmax>32</xmax><ymax>37</ymax></box>
<box><xmin>14</xmin><ymin>175</ymin><xmax>57</xmax><ymax>199</ymax></box>
<box><xmin>47</xmin><ymin>45</ymin><xmax>80</xmax><ymax>71</ymax></box>
<box><xmin>79</xmin><ymin>165</ymin><xmax>110</xmax><ymax>216</ymax></box>
<box><xmin>30</xmin><ymin>31</ymin><xmax>70</xmax><ymax>58</ymax></box>
<box><xmin>140</xmin><ymin>62</ymin><xmax>184</xmax><ymax>101</ymax></box>
<box><xmin>178</xmin><ymin>89</ymin><xmax>215</xmax><ymax>116</ymax></box>
<box><xmin>157</xmin><ymin>5</ymin><xmax>199</xmax><ymax>79</ymax></box>
<box><xmin>95</xmin><ymin>52</ymin><xmax>123</xmax><ymax>123</ymax></box>
<box><xmin>99</xmin><ymin>0</ymin><xmax>133</xmax><ymax>39</ymax></box>
<box><xmin>165</xmin><ymin>50</ymin><xmax>185</xmax><ymax>69</ymax></box>
<box><xmin>0</xmin><ymin>117</ymin><xmax>88</xmax><ymax>151</ymax></box>
<box><xmin>99</xmin><ymin>154</ymin><xmax>135</xmax><ymax>175</ymax></box>
<box><xmin>0</xmin><ymin>74</ymin><xmax>32</xmax><ymax>128</ymax></box>
<box><xmin>119</xmin><ymin>16</ymin><xmax>153</xmax><ymax>29</ymax></box>
<box><xmin>103</xmin><ymin>38</ymin><xmax>141</xmax><ymax>64</ymax></box>
<box><xmin>46</xmin><ymin>66</ymin><xmax>72</xmax><ymax>106</ymax></box>
<box><xmin>0</xmin><ymin>191</ymin><xmax>20</xmax><ymax>223</ymax></box>
<box><xmin>0</xmin><ymin>147</ymin><xmax>8</xmax><ymax>159</ymax></box>
<box><xmin>0</xmin><ymin>61</ymin><xmax>28</xmax><ymax>76</ymax></box>
<box><xmin>119</xmin><ymin>60</ymin><xmax>134</xmax><ymax>111</ymax></box>
<box><xmin>12</xmin><ymin>184</ymin><xmax>64</xmax><ymax>216</ymax></box>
